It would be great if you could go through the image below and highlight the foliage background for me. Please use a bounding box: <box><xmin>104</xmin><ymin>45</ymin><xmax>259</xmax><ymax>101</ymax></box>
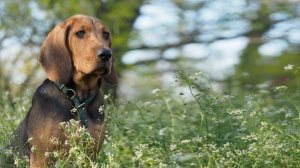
<box><xmin>1</xmin><ymin>0</ymin><xmax>300</xmax><ymax>167</ymax></box>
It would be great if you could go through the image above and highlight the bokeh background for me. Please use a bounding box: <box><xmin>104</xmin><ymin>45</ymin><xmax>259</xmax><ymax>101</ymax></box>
<box><xmin>1</xmin><ymin>1</ymin><xmax>300</xmax><ymax>167</ymax></box>
<box><xmin>1</xmin><ymin>0</ymin><xmax>299</xmax><ymax>98</ymax></box>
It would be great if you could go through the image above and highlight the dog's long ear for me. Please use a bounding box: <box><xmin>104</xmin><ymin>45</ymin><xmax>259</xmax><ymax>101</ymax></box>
<box><xmin>39</xmin><ymin>20</ymin><xmax>73</xmax><ymax>84</ymax></box>
<box><xmin>104</xmin><ymin>55</ymin><xmax>119</xmax><ymax>85</ymax></box>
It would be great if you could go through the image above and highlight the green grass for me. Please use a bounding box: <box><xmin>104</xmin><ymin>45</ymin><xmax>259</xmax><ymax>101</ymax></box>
<box><xmin>1</xmin><ymin>69</ymin><xmax>300</xmax><ymax>167</ymax></box>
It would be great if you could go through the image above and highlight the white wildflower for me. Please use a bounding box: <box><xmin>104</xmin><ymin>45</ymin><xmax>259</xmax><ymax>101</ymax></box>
<box><xmin>159</xmin><ymin>163</ymin><xmax>168</xmax><ymax>167</ymax></box>
<box><xmin>227</xmin><ymin>109</ymin><xmax>243</xmax><ymax>115</ymax></box>
<box><xmin>170</xmin><ymin>144</ymin><xmax>176</xmax><ymax>150</ymax></box>
<box><xmin>278</xmin><ymin>143</ymin><xmax>284</xmax><ymax>149</ymax></box>
<box><xmin>284</xmin><ymin>64</ymin><xmax>294</xmax><ymax>71</ymax></box>
<box><xmin>195</xmin><ymin>72</ymin><xmax>203</xmax><ymax>76</ymax></box>
<box><xmin>151</xmin><ymin>88</ymin><xmax>161</xmax><ymax>96</ymax></box>
<box><xmin>77</xmin><ymin>154</ymin><xmax>84</xmax><ymax>163</ymax></box>
<box><xmin>5</xmin><ymin>148</ymin><xmax>12</xmax><ymax>155</ymax></box>
<box><xmin>69</xmin><ymin>146</ymin><xmax>79</xmax><ymax>154</ymax></box>
<box><xmin>170</xmin><ymin>152</ymin><xmax>183</xmax><ymax>160</ymax></box>
<box><xmin>181</xmin><ymin>139</ymin><xmax>191</xmax><ymax>144</ymax></box>
<box><xmin>250</xmin><ymin>111</ymin><xmax>257</xmax><ymax>117</ymax></box>
<box><xmin>53</xmin><ymin>151</ymin><xmax>59</xmax><ymax>158</ymax></box>
<box><xmin>104</xmin><ymin>94</ymin><xmax>110</xmax><ymax>100</ymax></box>
<box><xmin>261</xmin><ymin>121</ymin><xmax>268</xmax><ymax>127</ymax></box>
<box><xmin>275</xmin><ymin>86</ymin><xmax>288</xmax><ymax>92</ymax></box>
<box><xmin>98</xmin><ymin>105</ymin><xmax>105</xmax><ymax>114</ymax></box>
<box><xmin>241</xmin><ymin>121</ymin><xmax>247</xmax><ymax>126</ymax></box>
<box><xmin>135</xmin><ymin>151</ymin><xmax>143</xmax><ymax>159</ymax></box>
<box><xmin>159</xmin><ymin>128</ymin><xmax>166</xmax><ymax>135</ymax></box>
<box><xmin>14</xmin><ymin>158</ymin><xmax>20</xmax><ymax>166</ymax></box>
<box><xmin>192</xmin><ymin>136</ymin><xmax>203</xmax><ymax>142</ymax></box>
<box><xmin>27</xmin><ymin>137</ymin><xmax>33</xmax><ymax>143</ymax></box>
<box><xmin>265</xmin><ymin>160</ymin><xmax>272</xmax><ymax>164</ymax></box>
<box><xmin>45</xmin><ymin>152</ymin><xmax>51</xmax><ymax>157</ymax></box>
<box><xmin>49</xmin><ymin>137</ymin><xmax>60</xmax><ymax>145</ymax></box>
<box><xmin>31</xmin><ymin>146</ymin><xmax>36</xmax><ymax>152</ymax></box>
<box><xmin>70</xmin><ymin>107</ymin><xmax>77</xmax><ymax>115</ymax></box>
<box><xmin>77</xmin><ymin>126</ymin><xmax>87</xmax><ymax>134</ymax></box>
<box><xmin>285</xmin><ymin>112</ymin><xmax>293</xmax><ymax>118</ymax></box>
<box><xmin>111</xmin><ymin>143</ymin><xmax>117</xmax><ymax>148</ymax></box>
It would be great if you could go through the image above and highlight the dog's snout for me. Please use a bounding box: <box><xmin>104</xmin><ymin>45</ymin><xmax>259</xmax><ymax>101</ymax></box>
<box><xmin>97</xmin><ymin>49</ymin><xmax>112</xmax><ymax>62</ymax></box>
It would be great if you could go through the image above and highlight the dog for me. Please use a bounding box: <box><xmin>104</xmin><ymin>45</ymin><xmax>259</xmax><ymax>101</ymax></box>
<box><xmin>6</xmin><ymin>14</ymin><xmax>118</xmax><ymax>167</ymax></box>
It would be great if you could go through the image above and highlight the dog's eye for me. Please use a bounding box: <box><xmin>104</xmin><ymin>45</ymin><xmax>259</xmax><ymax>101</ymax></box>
<box><xmin>103</xmin><ymin>32</ymin><xmax>109</xmax><ymax>40</ymax></box>
<box><xmin>76</xmin><ymin>30</ymin><xmax>85</xmax><ymax>38</ymax></box>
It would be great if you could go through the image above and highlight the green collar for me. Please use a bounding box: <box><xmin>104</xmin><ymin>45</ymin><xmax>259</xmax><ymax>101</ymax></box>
<box><xmin>54</xmin><ymin>82</ymin><xmax>97</xmax><ymax>128</ymax></box>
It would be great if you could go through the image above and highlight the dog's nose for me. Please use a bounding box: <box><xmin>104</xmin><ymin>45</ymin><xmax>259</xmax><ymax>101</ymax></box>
<box><xmin>97</xmin><ymin>49</ymin><xmax>112</xmax><ymax>62</ymax></box>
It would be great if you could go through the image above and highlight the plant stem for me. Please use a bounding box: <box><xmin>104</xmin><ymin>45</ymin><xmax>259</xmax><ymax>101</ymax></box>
<box><xmin>185</xmin><ymin>78</ymin><xmax>205</xmax><ymax>134</ymax></box>
<box><xmin>163</xmin><ymin>96</ymin><xmax>174</xmax><ymax>143</ymax></box>
<box><xmin>284</xmin><ymin>93</ymin><xmax>300</xmax><ymax>124</ymax></box>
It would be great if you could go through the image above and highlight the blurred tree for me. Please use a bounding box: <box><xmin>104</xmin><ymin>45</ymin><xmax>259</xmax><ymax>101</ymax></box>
<box><xmin>124</xmin><ymin>0</ymin><xmax>300</xmax><ymax>95</ymax></box>
<box><xmin>233</xmin><ymin>1</ymin><xmax>300</xmax><ymax>90</ymax></box>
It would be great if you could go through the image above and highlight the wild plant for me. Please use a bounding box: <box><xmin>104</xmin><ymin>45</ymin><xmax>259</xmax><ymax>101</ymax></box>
<box><xmin>1</xmin><ymin>65</ymin><xmax>300</xmax><ymax>167</ymax></box>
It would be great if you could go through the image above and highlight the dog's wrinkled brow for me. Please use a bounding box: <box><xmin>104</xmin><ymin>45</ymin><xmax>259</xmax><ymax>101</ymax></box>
<box><xmin>88</xmin><ymin>17</ymin><xmax>95</xmax><ymax>26</ymax></box>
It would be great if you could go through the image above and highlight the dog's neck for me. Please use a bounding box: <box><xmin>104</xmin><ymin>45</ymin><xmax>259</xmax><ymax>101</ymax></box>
<box><xmin>69</xmin><ymin>71</ymin><xmax>101</xmax><ymax>101</ymax></box>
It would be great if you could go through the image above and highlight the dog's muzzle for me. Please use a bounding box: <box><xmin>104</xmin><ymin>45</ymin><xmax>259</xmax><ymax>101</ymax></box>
<box><xmin>97</xmin><ymin>49</ymin><xmax>112</xmax><ymax>62</ymax></box>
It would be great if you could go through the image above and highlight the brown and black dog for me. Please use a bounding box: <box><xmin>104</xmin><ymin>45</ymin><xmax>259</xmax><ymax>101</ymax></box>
<box><xmin>7</xmin><ymin>14</ymin><xmax>118</xmax><ymax>167</ymax></box>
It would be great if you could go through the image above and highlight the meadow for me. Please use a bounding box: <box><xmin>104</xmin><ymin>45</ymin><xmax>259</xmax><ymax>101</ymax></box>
<box><xmin>1</xmin><ymin>67</ymin><xmax>300</xmax><ymax>167</ymax></box>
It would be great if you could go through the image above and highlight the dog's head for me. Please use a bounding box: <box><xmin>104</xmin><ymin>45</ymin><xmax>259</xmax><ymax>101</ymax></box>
<box><xmin>39</xmin><ymin>14</ymin><xmax>118</xmax><ymax>85</ymax></box>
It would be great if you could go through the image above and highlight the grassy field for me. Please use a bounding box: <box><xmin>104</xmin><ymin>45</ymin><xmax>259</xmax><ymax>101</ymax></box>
<box><xmin>1</xmin><ymin>69</ymin><xmax>300</xmax><ymax>167</ymax></box>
